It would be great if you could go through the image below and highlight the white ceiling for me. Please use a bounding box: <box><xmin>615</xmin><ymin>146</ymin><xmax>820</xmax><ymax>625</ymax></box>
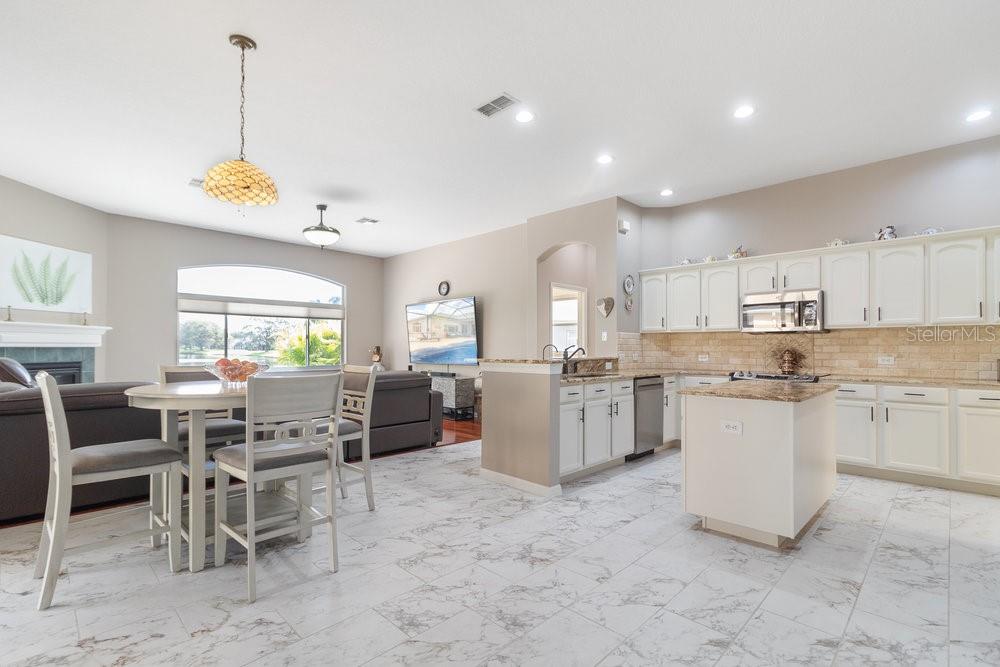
<box><xmin>2</xmin><ymin>1</ymin><xmax>999</xmax><ymax>258</ymax></box>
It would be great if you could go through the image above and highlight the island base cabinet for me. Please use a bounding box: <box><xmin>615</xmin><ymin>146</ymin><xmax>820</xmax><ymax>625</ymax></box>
<box><xmin>558</xmin><ymin>401</ymin><xmax>584</xmax><ymax>475</ymax></box>
<box><xmin>583</xmin><ymin>398</ymin><xmax>611</xmax><ymax>466</ymax></box>
<box><xmin>835</xmin><ymin>400</ymin><xmax>877</xmax><ymax>466</ymax></box>
<box><xmin>957</xmin><ymin>406</ymin><xmax>1000</xmax><ymax>483</ymax></box>
<box><xmin>881</xmin><ymin>403</ymin><xmax>950</xmax><ymax>475</ymax></box>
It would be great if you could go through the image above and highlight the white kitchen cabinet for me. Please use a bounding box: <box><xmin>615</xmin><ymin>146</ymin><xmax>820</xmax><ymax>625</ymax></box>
<box><xmin>929</xmin><ymin>238</ymin><xmax>986</xmax><ymax>324</ymax></box>
<box><xmin>558</xmin><ymin>399</ymin><xmax>584</xmax><ymax>475</ymax></box>
<box><xmin>882</xmin><ymin>402</ymin><xmax>950</xmax><ymax>475</ymax></box>
<box><xmin>779</xmin><ymin>255</ymin><xmax>821</xmax><ymax>290</ymax></box>
<box><xmin>611</xmin><ymin>394</ymin><xmax>635</xmax><ymax>458</ymax></box>
<box><xmin>701</xmin><ymin>266</ymin><xmax>739</xmax><ymax>330</ymax></box>
<box><xmin>640</xmin><ymin>272</ymin><xmax>667</xmax><ymax>332</ymax></box>
<box><xmin>822</xmin><ymin>250</ymin><xmax>870</xmax><ymax>327</ymax></box>
<box><xmin>835</xmin><ymin>400</ymin><xmax>877</xmax><ymax>466</ymax></box>
<box><xmin>992</xmin><ymin>237</ymin><xmax>1000</xmax><ymax>323</ymax></box>
<box><xmin>667</xmin><ymin>270</ymin><xmax>701</xmax><ymax>331</ymax></box>
<box><xmin>873</xmin><ymin>244</ymin><xmax>925</xmax><ymax>326</ymax></box>
<box><xmin>583</xmin><ymin>396</ymin><xmax>611</xmax><ymax>466</ymax></box>
<box><xmin>740</xmin><ymin>260</ymin><xmax>778</xmax><ymax>295</ymax></box>
<box><xmin>663</xmin><ymin>389</ymin><xmax>679</xmax><ymax>442</ymax></box>
<box><xmin>957</xmin><ymin>405</ymin><xmax>1000</xmax><ymax>484</ymax></box>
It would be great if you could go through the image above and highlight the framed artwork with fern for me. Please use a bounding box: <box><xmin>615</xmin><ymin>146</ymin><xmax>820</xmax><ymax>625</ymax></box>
<box><xmin>0</xmin><ymin>234</ymin><xmax>92</xmax><ymax>313</ymax></box>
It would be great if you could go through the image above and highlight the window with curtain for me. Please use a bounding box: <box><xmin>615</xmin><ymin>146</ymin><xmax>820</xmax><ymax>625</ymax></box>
<box><xmin>176</xmin><ymin>265</ymin><xmax>345</xmax><ymax>368</ymax></box>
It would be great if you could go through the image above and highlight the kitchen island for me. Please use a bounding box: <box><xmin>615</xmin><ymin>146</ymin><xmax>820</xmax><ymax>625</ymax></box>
<box><xmin>679</xmin><ymin>380</ymin><xmax>838</xmax><ymax>547</ymax></box>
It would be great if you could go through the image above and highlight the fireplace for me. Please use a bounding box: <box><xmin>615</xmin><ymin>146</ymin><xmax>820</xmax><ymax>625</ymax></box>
<box><xmin>22</xmin><ymin>361</ymin><xmax>84</xmax><ymax>385</ymax></box>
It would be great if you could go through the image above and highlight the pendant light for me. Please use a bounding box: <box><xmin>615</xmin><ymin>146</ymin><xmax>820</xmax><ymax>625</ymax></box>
<box><xmin>202</xmin><ymin>34</ymin><xmax>278</xmax><ymax>206</ymax></box>
<box><xmin>302</xmin><ymin>204</ymin><xmax>341</xmax><ymax>248</ymax></box>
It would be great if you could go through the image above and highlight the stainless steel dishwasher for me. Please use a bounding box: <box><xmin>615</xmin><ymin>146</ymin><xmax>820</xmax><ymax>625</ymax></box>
<box><xmin>629</xmin><ymin>375</ymin><xmax>664</xmax><ymax>460</ymax></box>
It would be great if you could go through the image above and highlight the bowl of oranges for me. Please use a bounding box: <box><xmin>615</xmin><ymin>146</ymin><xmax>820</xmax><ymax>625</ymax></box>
<box><xmin>205</xmin><ymin>358</ymin><xmax>268</xmax><ymax>389</ymax></box>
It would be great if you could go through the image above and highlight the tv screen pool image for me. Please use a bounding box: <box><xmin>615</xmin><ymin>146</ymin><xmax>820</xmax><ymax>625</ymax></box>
<box><xmin>406</xmin><ymin>297</ymin><xmax>479</xmax><ymax>365</ymax></box>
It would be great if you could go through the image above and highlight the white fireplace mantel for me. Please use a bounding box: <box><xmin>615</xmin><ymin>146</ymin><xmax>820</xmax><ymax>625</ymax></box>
<box><xmin>0</xmin><ymin>321</ymin><xmax>112</xmax><ymax>348</ymax></box>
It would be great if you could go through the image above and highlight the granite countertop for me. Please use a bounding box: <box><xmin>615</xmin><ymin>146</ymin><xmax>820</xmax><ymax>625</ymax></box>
<box><xmin>479</xmin><ymin>358</ymin><xmax>563</xmax><ymax>365</ymax></box>
<box><xmin>679</xmin><ymin>380</ymin><xmax>838</xmax><ymax>403</ymax></box>
<box><xmin>821</xmin><ymin>375</ymin><xmax>1000</xmax><ymax>391</ymax></box>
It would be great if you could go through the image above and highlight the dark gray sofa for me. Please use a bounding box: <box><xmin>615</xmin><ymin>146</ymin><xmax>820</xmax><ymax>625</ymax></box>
<box><xmin>342</xmin><ymin>371</ymin><xmax>444</xmax><ymax>459</ymax></box>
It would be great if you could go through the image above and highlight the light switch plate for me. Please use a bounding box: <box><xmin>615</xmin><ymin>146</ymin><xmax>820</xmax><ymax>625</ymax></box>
<box><xmin>720</xmin><ymin>420</ymin><xmax>743</xmax><ymax>435</ymax></box>
<box><xmin>698</xmin><ymin>354</ymin><xmax>710</xmax><ymax>362</ymax></box>
<box><xmin>878</xmin><ymin>355</ymin><xmax>895</xmax><ymax>366</ymax></box>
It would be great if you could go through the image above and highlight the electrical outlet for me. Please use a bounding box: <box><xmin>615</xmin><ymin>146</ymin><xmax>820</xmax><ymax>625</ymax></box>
<box><xmin>878</xmin><ymin>355</ymin><xmax>895</xmax><ymax>366</ymax></box>
<box><xmin>601</xmin><ymin>330</ymin><xmax>608</xmax><ymax>342</ymax></box>
<box><xmin>632</xmin><ymin>352</ymin><xmax>639</xmax><ymax>361</ymax></box>
<box><xmin>720</xmin><ymin>420</ymin><xmax>743</xmax><ymax>435</ymax></box>
<box><xmin>605</xmin><ymin>361</ymin><xmax>613</xmax><ymax>370</ymax></box>
<box><xmin>698</xmin><ymin>354</ymin><xmax>710</xmax><ymax>362</ymax></box>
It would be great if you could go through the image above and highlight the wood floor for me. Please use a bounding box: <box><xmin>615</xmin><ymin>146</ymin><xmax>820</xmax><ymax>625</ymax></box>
<box><xmin>440</xmin><ymin>416</ymin><xmax>481</xmax><ymax>445</ymax></box>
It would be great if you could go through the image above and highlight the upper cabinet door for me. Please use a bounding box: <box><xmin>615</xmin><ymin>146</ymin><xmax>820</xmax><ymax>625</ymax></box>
<box><xmin>778</xmin><ymin>255</ymin><xmax>821</xmax><ymax>290</ymax></box>
<box><xmin>873</xmin><ymin>244</ymin><xmax>925</xmax><ymax>326</ymax></box>
<box><xmin>740</xmin><ymin>260</ymin><xmax>778</xmax><ymax>295</ymax></box>
<box><xmin>701</xmin><ymin>266</ymin><xmax>739</xmax><ymax>330</ymax></box>
<box><xmin>639</xmin><ymin>273</ymin><xmax>667</xmax><ymax>332</ymax></box>
<box><xmin>667</xmin><ymin>270</ymin><xmax>701</xmax><ymax>331</ymax></box>
<box><xmin>822</xmin><ymin>251</ymin><xmax>870</xmax><ymax>327</ymax></box>
<box><xmin>929</xmin><ymin>238</ymin><xmax>986</xmax><ymax>324</ymax></box>
<box><xmin>993</xmin><ymin>237</ymin><xmax>1000</xmax><ymax>323</ymax></box>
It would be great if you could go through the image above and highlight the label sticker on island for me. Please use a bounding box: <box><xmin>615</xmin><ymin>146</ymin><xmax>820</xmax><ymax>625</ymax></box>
<box><xmin>720</xmin><ymin>419</ymin><xmax>743</xmax><ymax>435</ymax></box>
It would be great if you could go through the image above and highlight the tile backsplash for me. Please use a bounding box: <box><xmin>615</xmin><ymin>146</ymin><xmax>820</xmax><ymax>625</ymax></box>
<box><xmin>619</xmin><ymin>327</ymin><xmax>1000</xmax><ymax>383</ymax></box>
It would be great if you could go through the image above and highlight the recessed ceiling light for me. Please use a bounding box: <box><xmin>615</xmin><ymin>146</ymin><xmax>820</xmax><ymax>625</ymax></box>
<box><xmin>733</xmin><ymin>104</ymin><xmax>755</xmax><ymax>119</ymax></box>
<box><xmin>966</xmin><ymin>109</ymin><xmax>992</xmax><ymax>123</ymax></box>
<box><xmin>515</xmin><ymin>109</ymin><xmax>535</xmax><ymax>123</ymax></box>
<box><xmin>596</xmin><ymin>154</ymin><xmax>614</xmax><ymax>165</ymax></box>
<box><xmin>660</xmin><ymin>188</ymin><xmax>674</xmax><ymax>197</ymax></box>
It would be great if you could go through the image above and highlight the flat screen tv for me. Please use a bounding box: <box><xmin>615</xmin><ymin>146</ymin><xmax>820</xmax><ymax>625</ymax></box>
<box><xmin>406</xmin><ymin>297</ymin><xmax>479</xmax><ymax>365</ymax></box>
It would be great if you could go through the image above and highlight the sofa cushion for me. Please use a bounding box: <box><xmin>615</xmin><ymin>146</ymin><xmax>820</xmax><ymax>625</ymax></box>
<box><xmin>71</xmin><ymin>439</ymin><xmax>182</xmax><ymax>475</ymax></box>
<box><xmin>0</xmin><ymin>358</ymin><xmax>34</xmax><ymax>387</ymax></box>
<box><xmin>0</xmin><ymin>382</ymin><xmax>24</xmax><ymax>394</ymax></box>
<box><xmin>0</xmin><ymin>382</ymin><xmax>152</xmax><ymax>417</ymax></box>
<box><xmin>213</xmin><ymin>442</ymin><xmax>327</xmax><ymax>471</ymax></box>
<box><xmin>372</xmin><ymin>371</ymin><xmax>431</xmax><ymax>392</ymax></box>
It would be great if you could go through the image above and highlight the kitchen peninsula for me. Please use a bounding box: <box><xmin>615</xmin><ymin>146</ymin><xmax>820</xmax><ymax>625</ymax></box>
<box><xmin>680</xmin><ymin>380</ymin><xmax>838</xmax><ymax>547</ymax></box>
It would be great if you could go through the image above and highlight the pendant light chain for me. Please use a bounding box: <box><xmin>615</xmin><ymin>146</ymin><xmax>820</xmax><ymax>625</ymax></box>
<box><xmin>239</xmin><ymin>44</ymin><xmax>246</xmax><ymax>161</ymax></box>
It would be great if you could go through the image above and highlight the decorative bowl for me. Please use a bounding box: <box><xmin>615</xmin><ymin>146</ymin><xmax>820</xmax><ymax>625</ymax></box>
<box><xmin>204</xmin><ymin>359</ymin><xmax>269</xmax><ymax>389</ymax></box>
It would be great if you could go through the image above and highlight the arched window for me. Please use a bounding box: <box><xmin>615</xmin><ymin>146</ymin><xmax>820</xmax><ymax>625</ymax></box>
<box><xmin>176</xmin><ymin>265</ymin><xmax>345</xmax><ymax>368</ymax></box>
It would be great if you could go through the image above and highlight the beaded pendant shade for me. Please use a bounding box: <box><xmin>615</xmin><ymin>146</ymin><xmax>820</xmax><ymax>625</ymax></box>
<box><xmin>203</xmin><ymin>34</ymin><xmax>278</xmax><ymax>206</ymax></box>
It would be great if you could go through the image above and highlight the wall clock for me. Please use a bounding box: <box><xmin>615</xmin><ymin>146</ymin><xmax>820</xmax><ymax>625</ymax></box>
<box><xmin>438</xmin><ymin>280</ymin><xmax>451</xmax><ymax>296</ymax></box>
<box><xmin>622</xmin><ymin>274</ymin><xmax>635</xmax><ymax>295</ymax></box>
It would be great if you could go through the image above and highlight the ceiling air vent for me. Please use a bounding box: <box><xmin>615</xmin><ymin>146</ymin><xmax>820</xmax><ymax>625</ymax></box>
<box><xmin>475</xmin><ymin>93</ymin><xmax>518</xmax><ymax>118</ymax></box>
<box><xmin>355</xmin><ymin>217</ymin><xmax>379</xmax><ymax>225</ymax></box>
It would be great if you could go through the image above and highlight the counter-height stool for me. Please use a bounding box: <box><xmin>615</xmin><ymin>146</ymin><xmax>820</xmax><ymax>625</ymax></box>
<box><xmin>34</xmin><ymin>372</ymin><xmax>182</xmax><ymax>610</ymax></box>
<box><xmin>213</xmin><ymin>372</ymin><xmax>344</xmax><ymax>602</ymax></box>
<box><xmin>335</xmin><ymin>365</ymin><xmax>378</xmax><ymax>511</ymax></box>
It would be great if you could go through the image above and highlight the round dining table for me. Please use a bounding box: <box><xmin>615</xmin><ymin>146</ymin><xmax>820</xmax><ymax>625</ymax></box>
<box><xmin>125</xmin><ymin>380</ymin><xmax>246</xmax><ymax>572</ymax></box>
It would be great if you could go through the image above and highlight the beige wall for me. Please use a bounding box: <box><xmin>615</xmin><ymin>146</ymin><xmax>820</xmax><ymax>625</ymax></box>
<box><xmin>536</xmin><ymin>242</ymin><xmax>596</xmax><ymax>354</ymax></box>
<box><xmin>616</xmin><ymin>198</ymin><xmax>644</xmax><ymax>334</ymax></box>
<box><xmin>641</xmin><ymin>135</ymin><xmax>1000</xmax><ymax>269</ymax></box>
<box><xmin>0</xmin><ymin>176</ymin><xmax>111</xmax><ymax>378</ymax></box>
<box><xmin>105</xmin><ymin>215</ymin><xmax>384</xmax><ymax>381</ymax></box>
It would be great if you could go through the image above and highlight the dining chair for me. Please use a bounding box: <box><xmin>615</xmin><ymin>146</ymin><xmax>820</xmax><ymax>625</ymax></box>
<box><xmin>212</xmin><ymin>372</ymin><xmax>343</xmax><ymax>602</ymax></box>
<box><xmin>335</xmin><ymin>364</ymin><xmax>378</xmax><ymax>511</ymax></box>
<box><xmin>33</xmin><ymin>372</ymin><xmax>183</xmax><ymax>610</ymax></box>
<box><xmin>151</xmin><ymin>364</ymin><xmax>246</xmax><ymax>547</ymax></box>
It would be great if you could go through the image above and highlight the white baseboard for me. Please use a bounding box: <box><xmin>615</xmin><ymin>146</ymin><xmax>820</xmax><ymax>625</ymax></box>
<box><xmin>479</xmin><ymin>467</ymin><xmax>562</xmax><ymax>497</ymax></box>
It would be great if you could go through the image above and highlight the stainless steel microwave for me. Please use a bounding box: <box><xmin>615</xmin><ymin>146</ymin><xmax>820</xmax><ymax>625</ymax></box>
<box><xmin>741</xmin><ymin>289</ymin><xmax>825</xmax><ymax>333</ymax></box>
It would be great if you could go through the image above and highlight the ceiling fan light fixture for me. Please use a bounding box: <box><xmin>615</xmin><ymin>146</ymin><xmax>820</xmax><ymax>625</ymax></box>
<box><xmin>203</xmin><ymin>34</ymin><xmax>278</xmax><ymax>207</ymax></box>
<box><xmin>303</xmin><ymin>204</ymin><xmax>341</xmax><ymax>248</ymax></box>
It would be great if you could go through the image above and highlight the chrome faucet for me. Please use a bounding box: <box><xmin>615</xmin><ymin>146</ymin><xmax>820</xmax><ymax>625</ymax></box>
<box><xmin>563</xmin><ymin>346</ymin><xmax>587</xmax><ymax>362</ymax></box>
<box><xmin>541</xmin><ymin>344</ymin><xmax>559</xmax><ymax>360</ymax></box>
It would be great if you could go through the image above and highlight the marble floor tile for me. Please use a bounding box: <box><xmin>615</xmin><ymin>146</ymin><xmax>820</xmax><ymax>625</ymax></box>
<box><xmin>478</xmin><ymin>534</ymin><xmax>579</xmax><ymax>582</ymax></box>
<box><xmin>665</xmin><ymin>566</ymin><xmax>771</xmax><ymax>637</ymax></box>
<box><xmin>246</xmin><ymin>609</ymin><xmax>407</xmax><ymax>666</ymax></box>
<box><xmin>367</xmin><ymin>608</ymin><xmax>512</xmax><ymax>667</ymax></box>
<box><xmin>484</xmin><ymin>608</ymin><xmax>622</xmax><ymax>667</ymax></box>
<box><xmin>835</xmin><ymin>609</ymin><xmax>948</xmax><ymax>665</ymax></box>
<box><xmin>598</xmin><ymin>609</ymin><xmax>730</xmax><ymax>666</ymax></box>
<box><xmin>759</xmin><ymin>560</ymin><xmax>860</xmax><ymax>636</ymax></box>
<box><xmin>634</xmin><ymin>528</ymin><xmax>730</xmax><ymax>583</ymax></box>
<box><xmin>557</xmin><ymin>534</ymin><xmax>652</xmax><ymax>583</ymax></box>
<box><xmin>476</xmin><ymin>565</ymin><xmax>599</xmax><ymax>636</ymax></box>
<box><xmin>572</xmin><ymin>563</ymin><xmax>685</xmax><ymax>635</ymax></box>
<box><xmin>717</xmin><ymin>609</ymin><xmax>840</xmax><ymax>666</ymax></box>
